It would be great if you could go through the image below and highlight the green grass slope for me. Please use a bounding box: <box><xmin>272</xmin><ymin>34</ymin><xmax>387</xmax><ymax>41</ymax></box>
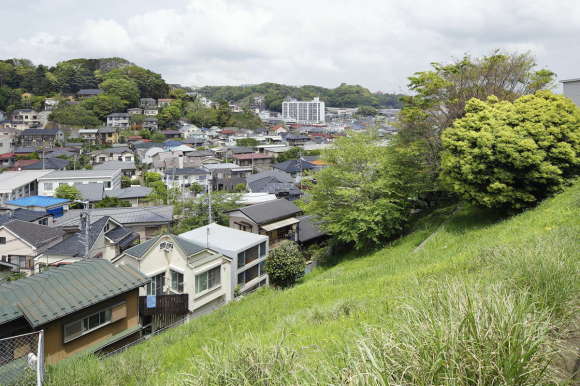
<box><xmin>48</xmin><ymin>182</ymin><xmax>580</xmax><ymax>385</ymax></box>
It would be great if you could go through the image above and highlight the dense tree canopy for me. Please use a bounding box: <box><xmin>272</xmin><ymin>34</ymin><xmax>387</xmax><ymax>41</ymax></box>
<box><xmin>302</xmin><ymin>133</ymin><xmax>425</xmax><ymax>249</ymax></box>
<box><xmin>398</xmin><ymin>51</ymin><xmax>556</xmax><ymax>187</ymax></box>
<box><xmin>265</xmin><ymin>241</ymin><xmax>305</xmax><ymax>288</ymax></box>
<box><xmin>99</xmin><ymin>78</ymin><xmax>140</xmax><ymax>107</ymax></box>
<box><xmin>49</xmin><ymin>104</ymin><xmax>101</xmax><ymax>127</ymax></box>
<box><xmin>441</xmin><ymin>91</ymin><xmax>580</xmax><ymax>210</ymax></box>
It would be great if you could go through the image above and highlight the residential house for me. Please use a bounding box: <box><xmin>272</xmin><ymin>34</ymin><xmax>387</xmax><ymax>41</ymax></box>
<box><xmin>106</xmin><ymin>113</ymin><xmax>130</xmax><ymax>129</ymax></box>
<box><xmin>561</xmin><ymin>78</ymin><xmax>580</xmax><ymax>106</ymax></box>
<box><xmin>140</xmin><ymin>146</ymin><xmax>164</xmax><ymax>165</ymax></box>
<box><xmin>13</xmin><ymin>157</ymin><xmax>69</xmax><ymax>171</ymax></box>
<box><xmin>143</xmin><ymin>108</ymin><xmax>158</xmax><ymax>116</ymax></box>
<box><xmin>71</xmin><ymin>183</ymin><xmax>153</xmax><ymax>207</ymax></box>
<box><xmin>285</xmin><ymin>134</ymin><xmax>310</xmax><ymax>147</ymax></box>
<box><xmin>91</xmin><ymin>147</ymin><xmax>134</xmax><ymax>164</ymax></box>
<box><xmin>140</xmin><ymin>98</ymin><xmax>157</xmax><ymax>108</ymax></box>
<box><xmin>52</xmin><ymin>206</ymin><xmax>173</xmax><ymax>241</ymax></box>
<box><xmin>164</xmin><ymin>168</ymin><xmax>210</xmax><ymax>189</ymax></box>
<box><xmin>0</xmin><ymin>127</ymin><xmax>16</xmax><ymax>153</ymax></box>
<box><xmin>10</xmin><ymin>109</ymin><xmax>41</xmax><ymax>129</ymax></box>
<box><xmin>78</xmin><ymin>128</ymin><xmax>99</xmax><ymax>144</ymax></box>
<box><xmin>127</xmin><ymin>108</ymin><xmax>143</xmax><ymax>115</ymax></box>
<box><xmin>272</xmin><ymin>159</ymin><xmax>317</xmax><ymax>181</ymax></box>
<box><xmin>180</xmin><ymin>223</ymin><xmax>269</xmax><ymax>294</ymax></box>
<box><xmin>113</xmin><ymin>234</ymin><xmax>233</xmax><ymax>314</ymax></box>
<box><xmin>225</xmin><ymin>199</ymin><xmax>302</xmax><ymax>246</ymax></box>
<box><xmin>0</xmin><ymin>259</ymin><xmax>149</xmax><ymax>364</ymax></box>
<box><xmin>0</xmin><ymin>170</ymin><xmax>53</xmax><ymax>204</ymax></box>
<box><xmin>98</xmin><ymin>127</ymin><xmax>119</xmax><ymax>145</ymax></box>
<box><xmin>204</xmin><ymin>163</ymin><xmax>249</xmax><ymax>191</ymax></box>
<box><xmin>0</xmin><ymin>220</ymin><xmax>64</xmax><ymax>274</ymax></box>
<box><xmin>295</xmin><ymin>215</ymin><xmax>327</xmax><ymax>247</ymax></box>
<box><xmin>0</xmin><ymin>152</ymin><xmax>16</xmax><ymax>168</ymax></box>
<box><xmin>44</xmin><ymin>98</ymin><xmax>59</xmax><ymax>111</ymax></box>
<box><xmin>76</xmin><ymin>89</ymin><xmax>103</xmax><ymax>98</ymax></box>
<box><xmin>232</xmin><ymin>153</ymin><xmax>273</xmax><ymax>172</ymax></box>
<box><xmin>18</xmin><ymin>128</ymin><xmax>64</xmax><ymax>148</ymax></box>
<box><xmin>93</xmin><ymin>160</ymin><xmax>137</xmax><ymax>177</ymax></box>
<box><xmin>161</xmin><ymin>130</ymin><xmax>182</xmax><ymax>139</ymax></box>
<box><xmin>39</xmin><ymin>216</ymin><xmax>139</xmax><ymax>266</ymax></box>
<box><xmin>246</xmin><ymin>170</ymin><xmax>302</xmax><ymax>200</ymax></box>
<box><xmin>0</xmin><ymin>208</ymin><xmax>53</xmax><ymax>226</ymax></box>
<box><xmin>260</xmin><ymin>145</ymin><xmax>292</xmax><ymax>159</ymax></box>
<box><xmin>183</xmin><ymin>150</ymin><xmax>220</xmax><ymax>168</ymax></box>
<box><xmin>143</xmin><ymin>118</ymin><xmax>158</xmax><ymax>130</ymax></box>
<box><xmin>38</xmin><ymin>169</ymin><xmax>122</xmax><ymax>196</ymax></box>
<box><xmin>157</xmin><ymin>98</ymin><xmax>174</xmax><ymax>108</ymax></box>
<box><xmin>5</xmin><ymin>196</ymin><xmax>70</xmax><ymax>217</ymax></box>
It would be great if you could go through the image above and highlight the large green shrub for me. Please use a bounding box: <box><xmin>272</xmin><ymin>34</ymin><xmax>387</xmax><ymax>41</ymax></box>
<box><xmin>441</xmin><ymin>91</ymin><xmax>580</xmax><ymax>209</ymax></box>
<box><xmin>265</xmin><ymin>241</ymin><xmax>305</xmax><ymax>288</ymax></box>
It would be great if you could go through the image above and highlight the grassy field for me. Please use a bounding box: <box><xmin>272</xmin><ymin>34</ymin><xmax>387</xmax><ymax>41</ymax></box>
<box><xmin>47</xmin><ymin>182</ymin><xmax>580</xmax><ymax>385</ymax></box>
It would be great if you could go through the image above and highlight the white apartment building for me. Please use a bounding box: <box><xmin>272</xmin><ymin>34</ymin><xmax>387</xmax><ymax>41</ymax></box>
<box><xmin>38</xmin><ymin>169</ymin><xmax>122</xmax><ymax>196</ymax></box>
<box><xmin>106</xmin><ymin>113</ymin><xmax>130</xmax><ymax>129</ymax></box>
<box><xmin>0</xmin><ymin>170</ymin><xmax>53</xmax><ymax>204</ymax></box>
<box><xmin>282</xmin><ymin>97</ymin><xmax>325</xmax><ymax>124</ymax></box>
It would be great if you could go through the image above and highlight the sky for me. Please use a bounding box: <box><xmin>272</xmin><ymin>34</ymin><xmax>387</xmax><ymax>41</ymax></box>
<box><xmin>1</xmin><ymin>0</ymin><xmax>579</xmax><ymax>93</ymax></box>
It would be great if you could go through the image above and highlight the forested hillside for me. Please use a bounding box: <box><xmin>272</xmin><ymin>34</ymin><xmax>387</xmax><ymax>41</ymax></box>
<box><xmin>197</xmin><ymin>82</ymin><xmax>404</xmax><ymax>111</ymax></box>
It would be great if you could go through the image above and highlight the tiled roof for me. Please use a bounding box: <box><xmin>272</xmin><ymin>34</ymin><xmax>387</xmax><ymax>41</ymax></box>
<box><xmin>273</xmin><ymin>159</ymin><xmax>316</xmax><ymax>174</ymax></box>
<box><xmin>297</xmin><ymin>215</ymin><xmax>326</xmax><ymax>243</ymax></box>
<box><xmin>229</xmin><ymin>199</ymin><xmax>301</xmax><ymax>225</ymax></box>
<box><xmin>1</xmin><ymin>219</ymin><xmax>64</xmax><ymax>248</ymax></box>
<box><xmin>0</xmin><ymin>209</ymin><xmax>48</xmax><ymax>225</ymax></box>
<box><xmin>53</xmin><ymin>206</ymin><xmax>173</xmax><ymax>228</ymax></box>
<box><xmin>123</xmin><ymin>234</ymin><xmax>205</xmax><ymax>259</ymax></box>
<box><xmin>233</xmin><ymin>153</ymin><xmax>272</xmax><ymax>160</ymax></box>
<box><xmin>0</xmin><ymin>259</ymin><xmax>149</xmax><ymax>327</ymax></box>
<box><xmin>44</xmin><ymin>216</ymin><xmax>111</xmax><ymax>257</ymax></box>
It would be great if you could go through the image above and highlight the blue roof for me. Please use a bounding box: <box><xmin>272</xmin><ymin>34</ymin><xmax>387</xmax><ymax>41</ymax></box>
<box><xmin>6</xmin><ymin>196</ymin><xmax>70</xmax><ymax>208</ymax></box>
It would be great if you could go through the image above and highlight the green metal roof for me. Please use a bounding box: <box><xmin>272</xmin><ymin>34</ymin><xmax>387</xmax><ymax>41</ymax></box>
<box><xmin>0</xmin><ymin>259</ymin><xmax>149</xmax><ymax>328</ymax></box>
<box><xmin>123</xmin><ymin>234</ymin><xmax>206</xmax><ymax>259</ymax></box>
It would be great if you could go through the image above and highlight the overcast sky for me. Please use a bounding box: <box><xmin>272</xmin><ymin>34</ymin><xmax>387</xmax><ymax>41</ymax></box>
<box><xmin>1</xmin><ymin>0</ymin><xmax>578</xmax><ymax>93</ymax></box>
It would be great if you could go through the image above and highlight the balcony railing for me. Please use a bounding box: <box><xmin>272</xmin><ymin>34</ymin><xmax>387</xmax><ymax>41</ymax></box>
<box><xmin>139</xmin><ymin>294</ymin><xmax>188</xmax><ymax>316</ymax></box>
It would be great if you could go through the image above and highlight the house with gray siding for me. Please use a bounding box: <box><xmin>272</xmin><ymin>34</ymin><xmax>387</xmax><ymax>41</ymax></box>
<box><xmin>562</xmin><ymin>78</ymin><xmax>580</xmax><ymax>106</ymax></box>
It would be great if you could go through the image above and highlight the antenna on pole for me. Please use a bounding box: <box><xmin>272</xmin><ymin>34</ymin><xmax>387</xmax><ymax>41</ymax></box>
<box><xmin>78</xmin><ymin>200</ymin><xmax>90</xmax><ymax>258</ymax></box>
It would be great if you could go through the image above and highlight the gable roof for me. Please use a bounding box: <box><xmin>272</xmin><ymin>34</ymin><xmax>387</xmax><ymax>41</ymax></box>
<box><xmin>0</xmin><ymin>209</ymin><xmax>49</xmax><ymax>225</ymax></box>
<box><xmin>1</xmin><ymin>219</ymin><xmax>64</xmax><ymax>248</ymax></box>
<box><xmin>20</xmin><ymin>128</ymin><xmax>61</xmax><ymax>136</ymax></box>
<box><xmin>297</xmin><ymin>215</ymin><xmax>327</xmax><ymax>243</ymax></box>
<box><xmin>20</xmin><ymin>157</ymin><xmax>69</xmax><ymax>170</ymax></box>
<box><xmin>44</xmin><ymin>216</ymin><xmax>112</xmax><ymax>257</ymax></box>
<box><xmin>106</xmin><ymin>186</ymin><xmax>153</xmax><ymax>199</ymax></box>
<box><xmin>93</xmin><ymin>160</ymin><xmax>136</xmax><ymax>170</ymax></box>
<box><xmin>0</xmin><ymin>259</ymin><xmax>148</xmax><ymax>327</ymax></box>
<box><xmin>229</xmin><ymin>199</ymin><xmax>301</xmax><ymax>225</ymax></box>
<box><xmin>172</xmin><ymin>167</ymin><xmax>209</xmax><ymax>176</ymax></box>
<box><xmin>122</xmin><ymin>234</ymin><xmax>206</xmax><ymax>259</ymax></box>
<box><xmin>52</xmin><ymin>206</ymin><xmax>173</xmax><ymax>228</ymax></box>
<box><xmin>273</xmin><ymin>159</ymin><xmax>316</xmax><ymax>174</ymax></box>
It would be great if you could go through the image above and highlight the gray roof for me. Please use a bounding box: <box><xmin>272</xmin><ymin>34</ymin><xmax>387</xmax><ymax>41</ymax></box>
<box><xmin>41</xmin><ymin>169</ymin><xmax>121</xmax><ymax>179</ymax></box>
<box><xmin>107</xmin><ymin>113</ymin><xmax>129</xmax><ymax>118</ymax></box>
<box><xmin>44</xmin><ymin>216</ymin><xmax>111</xmax><ymax>257</ymax></box>
<box><xmin>297</xmin><ymin>215</ymin><xmax>327</xmax><ymax>243</ymax></box>
<box><xmin>21</xmin><ymin>158</ymin><xmax>69</xmax><ymax>170</ymax></box>
<box><xmin>106</xmin><ymin>186</ymin><xmax>153</xmax><ymax>199</ymax></box>
<box><xmin>173</xmin><ymin>167</ymin><xmax>209</xmax><ymax>176</ymax></box>
<box><xmin>105</xmin><ymin>226</ymin><xmax>134</xmax><ymax>243</ymax></box>
<box><xmin>123</xmin><ymin>234</ymin><xmax>205</xmax><ymax>259</ymax></box>
<box><xmin>246</xmin><ymin>169</ymin><xmax>293</xmax><ymax>184</ymax></box>
<box><xmin>97</xmin><ymin>127</ymin><xmax>117</xmax><ymax>134</ymax></box>
<box><xmin>20</xmin><ymin>129</ymin><xmax>61</xmax><ymax>136</ymax></box>
<box><xmin>0</xmin><ymin>209</ymin><xmax>49</xmax><ymax>225</ymax></box>
<box><xmin>92</xmin><ymin>147</ymin><xmax>132</xmax><ymax>155</ymax></box>
<box><xmin>74</xmin><ymin>183</ymin><xmax>105</xmax><ymax>202</ymax></box>
<box><xmin>93</xmin><ymin>161</ymin><xmax>136</xmax><ymax>170</ymax></box>
<box><xmin>230</xmin><ymin>199</ymin><xmax>301</xmax><ymax>225</ymax></box>
<box><xmin>185</xmin><ymin>150</ymin><xmax>214</xmax><ymax>157</ymax></box>
<box><xmin>273</xmin><ymin>159</ymin><xmax>316</xmax><ymax>174</ymax></box>
<box><xmin>0</xmin><ymin>259</ymin><xmax>149</xmax><ymax>327</ymax></box>
<box><xmin>77</xmin><ymin>89</ymin><xmax>102</xmax><ymax>95</ymax></box>
<box><xmin>52</xmin><ymin>206</ymin><xmax>173</xmax><ymax>228</ymax></box>
<box><xmin>1</xmin><ymin>220</ymin><xmax>64</xmax><ymax>248</ymax></box>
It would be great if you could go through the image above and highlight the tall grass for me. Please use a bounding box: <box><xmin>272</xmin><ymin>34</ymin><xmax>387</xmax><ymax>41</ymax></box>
<box><xmin>46</xmin><ymin>182</ymin><xmax>580</xmax><ymax>385</ymax></box>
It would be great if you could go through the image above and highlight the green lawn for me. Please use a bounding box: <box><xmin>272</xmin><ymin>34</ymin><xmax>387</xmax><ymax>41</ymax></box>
<box><xmin>47</xmin><ymin>182</ymin><xmax>580</xmax><ymax>385</ymax></box>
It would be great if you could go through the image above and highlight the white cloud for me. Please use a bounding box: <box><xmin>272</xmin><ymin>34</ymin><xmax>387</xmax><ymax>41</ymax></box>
<box><xmin>0</xmin><ymin>0</ymin><xmax>579</xmax><ymax>92</ymax></box>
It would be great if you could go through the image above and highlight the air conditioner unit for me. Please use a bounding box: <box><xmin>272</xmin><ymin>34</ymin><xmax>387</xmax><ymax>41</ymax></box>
<box><xmin>159</xmin><ymin>242</ymin><xmax>173</xmax><ymax>252</ymax></box>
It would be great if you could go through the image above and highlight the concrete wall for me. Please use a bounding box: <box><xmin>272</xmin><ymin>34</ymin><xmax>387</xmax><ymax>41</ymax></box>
<box><xmin>43</xmin><ymin>289</ymin><xmax>140</xmax><ymax>364</ymax></box>
<box><xmin>563</xmin><ymin>80</ymin><xmax>580</xmax><ymax>106</ymax></box>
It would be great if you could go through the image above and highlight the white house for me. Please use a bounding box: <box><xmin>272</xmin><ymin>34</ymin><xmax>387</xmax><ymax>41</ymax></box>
<box><xmin>180</xmin><ymin>223</ymin><xmax>269</xmax><ymax>294</ymax></box>
<box><xmin>0</xmin><ymin>170</ymin><xmax>53</xmax><ymax>204</ymax></box>
<box><xmin>163</xmin><ymin>167</ymin><xmax>210</xmax><ymax>190</ymax></box>
<box><xmin>113</xmin><ymin>234</ymin><xmax>233</xmax><ymax>314</ymax></box>
<box><xmin>38</xmin><ymin>169</ymin><xmax>122</xmax><ymax>196</ymax></box>
<box><xmin>106</xmin><ymin>113</ymin><xmax>130</xmax><ymax>129</ymax></box>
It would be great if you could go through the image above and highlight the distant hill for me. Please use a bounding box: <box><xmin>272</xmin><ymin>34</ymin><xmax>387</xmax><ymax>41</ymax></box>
<box><xmin>197</xmin><ymin>82</ymin><xmax>404</xmax><ymax>111</ymax></box>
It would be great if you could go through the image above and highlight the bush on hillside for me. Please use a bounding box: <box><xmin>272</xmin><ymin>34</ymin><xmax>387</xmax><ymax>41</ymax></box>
<box><xmin>265</xmin><ymin>241</ymin><xmax>305</xmax><ymax>288</ymax></box>
<box><xmin>441</xmin><ymin>91</ymin><xmax>580</xmax><ymax>210</ymax></box>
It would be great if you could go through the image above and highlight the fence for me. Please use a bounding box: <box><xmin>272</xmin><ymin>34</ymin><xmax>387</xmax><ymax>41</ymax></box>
<box><xmin>0</xmin><ymin>331</ymin><xmax>44</xmax><ymax>386</ymax></box>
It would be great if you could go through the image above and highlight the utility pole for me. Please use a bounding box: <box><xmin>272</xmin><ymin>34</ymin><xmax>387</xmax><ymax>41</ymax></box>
<box><xmin>78</xmin><ymin>201</ymin><xmax>90</xmax><ymax>258</ymax></box>
<box><xmin>207</xmin><ymin>170</ymin><xmax>213</xmax><ymax>224</ymax></box>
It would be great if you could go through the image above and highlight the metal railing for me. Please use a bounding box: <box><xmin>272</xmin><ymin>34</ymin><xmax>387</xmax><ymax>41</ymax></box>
<box><xmin>0</xmin><ymin>331</ymin><xmax>44</xmax><ymax>386</ymax></box>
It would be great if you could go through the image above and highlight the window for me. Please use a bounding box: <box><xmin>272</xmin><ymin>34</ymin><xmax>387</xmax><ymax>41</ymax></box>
<box><xmin>0</xmin><ymin>237</ymin><xmax>5</xmax><ymax>244</ymax></box>
<box><xmin>170</xmin><ymin>270</ymin><xmax>184</xmax><ymax>293</ymax></box>
<box><xmin>195</xmin><ymin>266</ymin><xmax>221</xmax><ymax>293</ymax></box>
<box><xmin>63</xmin><ymin>305</ymin><xmax>120</xmax><ymax>343</ymax></box>
<box><xmin>238</xmin><ymin>261</ymin><xmax>267</xmax><ymax>286</ymax></box>
<box><xmin>238</xmin><ymin>245</ymin><xmax>259</xmax><ymax>268</ymax></box>
<box><xmin>259</xmin><ymin>242</ymin><xmax>266</xmax><ymax>257</ymax></box>
<box><xmin>146</xmin><ymin>273</ymin><xmax>165</xmax><ymax>296</ymax></box>
<box><xmin>105</xmin><ymin>181</ymin><xmax>111</xmax><ymax>189</ymax></box>
<box><xmin>44</xmin><ymin>183</ymin><xmax>53</xmax><ymax>190</ymax></box>
<box><xmin>124</xmin><ymin>156</ymin><xmax>132</xmax><ymax>161</ymax></box>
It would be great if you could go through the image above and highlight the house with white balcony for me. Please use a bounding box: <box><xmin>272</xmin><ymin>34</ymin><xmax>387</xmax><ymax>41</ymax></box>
<box><xmin>106</xmin><ymin>113</ymin><xmax>130</xmax><ymax>129</ymax></box>
<box><xmin>113</xmin><ymin>234</ymin><xmax>233</xmax><ymax>314</ymax></box>
<box><xmin>163</xmin><ymin>167</ymin><xmax>210</xmax><ymax>189</ymax></box>
<box><xmin>38</xmin><ymin>169</ymin><xmax>122</xmax><ymax>196</ymax></box>
<box><xmin>180</xmin><ymin>223</ymin><xmax>269</xmax><ymax>294</ymax></box>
